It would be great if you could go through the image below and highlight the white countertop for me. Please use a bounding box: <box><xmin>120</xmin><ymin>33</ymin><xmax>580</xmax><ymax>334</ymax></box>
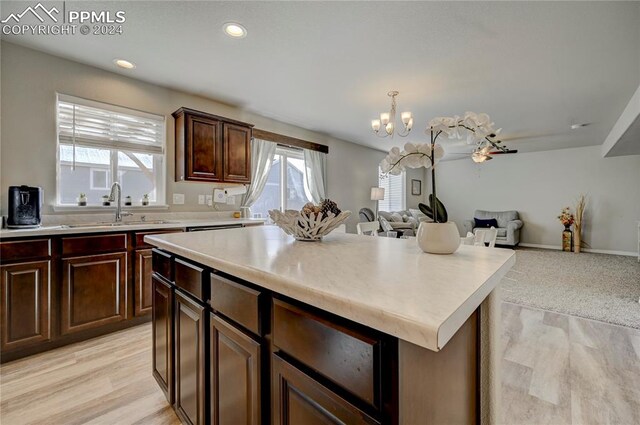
<box><xmin>0</xmin><ymin>218</ymin><xmax>265</xmax><ymax>239</ymax></box>
<box><xmin>145</xmin><ymin>226</ymin><xmax>515</xmax><ymax>351</ymax></box>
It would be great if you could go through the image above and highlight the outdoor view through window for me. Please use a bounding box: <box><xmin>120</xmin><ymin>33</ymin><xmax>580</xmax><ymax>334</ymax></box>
<box><xmin>252</xmin><ymin>147</ymin><xmax>311</xmax><ymax>219</ymax></box>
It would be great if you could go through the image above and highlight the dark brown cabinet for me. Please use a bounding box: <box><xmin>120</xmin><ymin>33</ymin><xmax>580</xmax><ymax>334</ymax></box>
<box><xmin>135</xmin><ymin>249</ymin><xmax>154</xmax><ymax>316</ymax></box>
<box><xmin>0</xmin><ymin>260</ymin><xmax>51</xmax><ymax>352</ymax></box>
<box><xmin>174</xmin><ymin>290</ymin><xmax>207</xmax><ymax>425</ymax></box>
<box><xmin>0</xmin><ymin>228</ymin><xmax>186</xmax><ymax>363</ymax></box>
<box><xmin>272</xmin><ymin>354</ymin><xmax>379</xmax><ymax>425</ymax></box>
<box><xmin>222</xmin><ymin>123</ymin><xmax>252</xmax><ymax>183</ymax></box>
<box><xmin>180</xmin><ymin>113</ymin><xmax>223</xmax><ymax>182</ymax></box>
<box><xmin>61</xmin><ymin>252</ymin><xmax>127</xmax><ymax>335</ymax></box>
<box><xmin>210</xmin><ymin>313</ymin><xmax>261</xmax><ymax>425</ymax></box>
<box><xmin>173</xmin><ymin>108</ymin><xmax>253</xmax><ymax>184</ymax></box>
<box><xmin>153</xmin><ymin>275</ymin><xmax>174</xmax><ymax>403</ymax></box>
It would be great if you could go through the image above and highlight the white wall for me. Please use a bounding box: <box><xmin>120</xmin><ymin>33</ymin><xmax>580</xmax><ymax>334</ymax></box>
<box><xmin>433</xmin><ymin>145</ymin><xmax>640</xmax><ymax>253</ymax></box>
<box><xmin>0</xmin><ymin>42</ymin><xmax>385</xmax><ymax>231</ymax></box>
<box><xmin>405</xmin><ymin>168</ymin><xmax>426</xmax><ymax>210</ymax></box>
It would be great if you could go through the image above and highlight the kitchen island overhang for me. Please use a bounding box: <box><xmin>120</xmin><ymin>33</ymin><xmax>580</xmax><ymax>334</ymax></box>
<box><xmin>146</xmin><ymin>226</ymin><xmax>514</xmax><ymax>424</ymax></box>
<box><xmin>146</xmin><ymin>225</ymin><xmax>514</xmax><ymax>352</ymax></box>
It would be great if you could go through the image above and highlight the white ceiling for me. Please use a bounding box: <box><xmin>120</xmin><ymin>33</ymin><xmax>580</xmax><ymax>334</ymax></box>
<box><xmin>2</xmin><ymin>1</ymin><xmax>639</xmax><ymax>156</ymax></box>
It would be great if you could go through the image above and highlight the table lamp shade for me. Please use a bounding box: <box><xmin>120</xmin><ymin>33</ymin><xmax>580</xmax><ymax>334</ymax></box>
<box><xmin>371</xmin><ymin>187</ymin><xmax>385</xmax><ymax>201</ymax></box>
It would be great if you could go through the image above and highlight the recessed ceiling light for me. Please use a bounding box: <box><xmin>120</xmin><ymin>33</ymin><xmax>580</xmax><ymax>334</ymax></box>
<box><xmin>570</xmin><ymin>123</ymin><xmax>590</xmax><ymax>130</ymax></box>
<box><xmin>223</xmin><ymin>22</ymin><xmax>247</xmax><ymax>38</ymax></box>
<box><xmin>114</xmin><ymin>59</ymin><xmax>136</xmax><ymax>69</ymax></box>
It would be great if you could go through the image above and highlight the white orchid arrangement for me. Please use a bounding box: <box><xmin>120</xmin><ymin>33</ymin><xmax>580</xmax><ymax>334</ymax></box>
<box><xmin>379</xmin><ymin>112</ymin><xmax>505</xmax><ymax>223</ymax></box>
<box><xmin>380</xmin><ymin>142</ymin><xmax>445</xmax><ymax>176</ymax></box>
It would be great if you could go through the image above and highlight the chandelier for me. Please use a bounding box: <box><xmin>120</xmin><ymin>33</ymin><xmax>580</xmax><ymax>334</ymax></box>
<box><xmin>371</xmin><ymin>91</ymin><xmax>413</xmax><ymax>138</ymax></box>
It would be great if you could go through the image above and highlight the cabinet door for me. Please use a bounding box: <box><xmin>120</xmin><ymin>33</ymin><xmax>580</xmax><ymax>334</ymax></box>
<box><xmin>135</xmin><ymin>249</ymin><xmax>153</xmax><ymax>316</ymax></box>
<box><xmin>175</xmin><ymin>290</ymin><xmax>207</xmax><ymax>425</ymax></box>
<box><xmin>61</xmin><ymin>252</ymin><xmax>126</xmax><ymax>335</ymax></box>
<box><xmin>186</xmin><ymin>113</ymin><xmax>223</xmax><ymax>181</ymax></box>
<box><xmin>210</xmin><ymin>314</ymin><xmax>261</xmax><ymax>425</ymax></box>
<box><xmin>223</xmin><ymin>123</ymin><xmax>252</xmax><ymax>183</ymax></box>
<box><xmin>152</xmin><ymin>275</ymin><xmax>174</xmax><ymax>403</ymax></box>
<box><xmin>0</xmin><ymin>260</ymin><xmax>51</xmax><ymax>351</ymax></box>
<box><xmin>272</xmin><ymin>355</ymin><xmax>379</xmax><ymax>425</ymax></box>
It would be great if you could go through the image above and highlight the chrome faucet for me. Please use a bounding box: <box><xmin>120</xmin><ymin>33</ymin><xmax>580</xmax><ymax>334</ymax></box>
<box><xmin>108</xmin><ymin>182</ymin><xmax>133</xmax><ymax>222</ymax></box>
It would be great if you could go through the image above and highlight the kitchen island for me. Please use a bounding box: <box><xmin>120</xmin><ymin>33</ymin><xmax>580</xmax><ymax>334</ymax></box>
<box><xmin>146</xmin><ymin>226</ymin><xmax>515</xmax><ymax>425</ymax></box>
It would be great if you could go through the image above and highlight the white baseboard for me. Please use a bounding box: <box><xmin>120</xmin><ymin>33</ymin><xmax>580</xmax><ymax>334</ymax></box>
<box><xmin>519</xmin><ymin>243</ymin><xmax>637</xmax><ymax>257</ymax></box>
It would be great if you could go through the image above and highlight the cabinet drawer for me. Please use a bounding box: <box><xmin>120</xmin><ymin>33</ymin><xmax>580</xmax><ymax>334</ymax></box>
<box><xmin>175</xmin><ymin>258</ymin><xmax>207</xmax><ymax>302</ymax></box>
<box><xmin>210</xmin><ymin>273</ymin><xmax>262</xmax><ymax>335</ymax></box>
<box><xmin>152</xmin><ymin>249</ymin><xmax>174</xmax><ymax>283</ymax></box>
<box><xmin>62</xmin><ymin>233</ymin><xmax>127</xmax><ymax>256</ymax></box>
<box><xmin>272</xmin><ymin>299</ymin><xmax>380</xmax><ymax>407</ymax></box>
<box><xmin>0</xmin><ymin>239</ymin><xmax>51</xmax><ymax>262</ymax></box>
<box><xmin>135</xmin><ymin>229</ymin><xmax>184</xmax><ymax>249</ymax></box>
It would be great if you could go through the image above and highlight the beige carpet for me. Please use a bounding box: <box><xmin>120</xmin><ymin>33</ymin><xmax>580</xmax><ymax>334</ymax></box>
<box><xmin>500</xmin><ymin>248</ymin><xmax>640</xmax><ymax>329</ymax></box>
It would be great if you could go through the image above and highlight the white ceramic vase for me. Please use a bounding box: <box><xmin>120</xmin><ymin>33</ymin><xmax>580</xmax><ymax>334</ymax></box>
<box><xmin>416</xmin><ymin>221</ymin><xmax>461</xmax><ymax>254</ymax></box>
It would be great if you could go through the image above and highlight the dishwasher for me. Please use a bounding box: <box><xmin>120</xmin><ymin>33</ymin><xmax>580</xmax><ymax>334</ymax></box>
<box><xmin>185</xmin><ymin>224</ymin><xmax>244</xmax><ymax>232</ymax></box>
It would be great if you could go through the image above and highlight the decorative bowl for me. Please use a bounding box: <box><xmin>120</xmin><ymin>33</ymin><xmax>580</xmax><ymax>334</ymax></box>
<box><xmin>269</xmin><ymin>209</ymin><xmax>351</xmax><ymax>241</ymax></box>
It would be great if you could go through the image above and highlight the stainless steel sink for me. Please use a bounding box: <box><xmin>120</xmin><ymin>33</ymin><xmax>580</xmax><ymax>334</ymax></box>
<box><xmin>62</xmin><ymin>220</ymin><xmax>176</xmax><ymax>228</ymax></box>
<box><xmin>63</xmin><ymin>222</ymin><xmax>124</xmax><ymax>228</ymax></box>
<box><xmin>123</xmin><ymin>220</ymin><xmax>177</xmax><ymax>225</ymax></box>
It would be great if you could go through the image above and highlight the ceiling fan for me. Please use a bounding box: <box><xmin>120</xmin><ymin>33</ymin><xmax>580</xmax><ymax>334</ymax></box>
<box><xmin>447</xmin><ymin>132</ymin><xmax>518</xmax><ymax>162</ymax></box>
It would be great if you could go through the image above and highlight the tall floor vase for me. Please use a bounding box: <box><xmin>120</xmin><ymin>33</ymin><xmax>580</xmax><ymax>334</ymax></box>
<box><xmin>574</xmin><ymin>225</ymin><xmax>582</xmax><ymax>253</ymax></box>
<box><xmin>562</xmin><ymin>225</ymin><xmax>573</xmax><ymax>252</ymax></box>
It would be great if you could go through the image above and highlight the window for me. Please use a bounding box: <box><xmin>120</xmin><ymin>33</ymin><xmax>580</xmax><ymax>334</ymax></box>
<box><xmin>56</xmin><ymin>94</ymin><xmax>166</xmax><ymax>206</ymax></box>
<box><xmin>378</xmin><ymin>168</ymin><xmax>405</xmax><ymax>211</ymax></box>
<box><xmin>90</xmin><ymin>168</ymin><xmax>111</xmax><ymax>190</ymax></box>
<box><xmin>251</xmin><ymin>147</ymin><xmax>312</xmax><ymax>219</ymax></box>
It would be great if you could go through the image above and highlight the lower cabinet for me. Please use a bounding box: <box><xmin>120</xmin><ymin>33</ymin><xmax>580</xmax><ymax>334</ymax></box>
<box><xmin>61</xmin><ymin>252</ymin><xmax>127</xmax><ymax>335</ymax></box>
<box><xmin>135</xmin><ymin>249</ymin><xmax>154</xmax><ymax>316</ymax></box>
<box><xmin>152</xmin><ymin>275</ymin><xmax>174</xmax><ymax>403</ymax></box>
<box><xmin>0</xmin><ymin>260</ymin><xmax>51</xmax><ymax>351</ymax></box>
<box><xmin>271</xmin><ymin>354</ymin><xmax>379</xmax><ymax>425</ymax></box>
<box><xmin>174</xmin><ymin>289</ymin><xmax>207</xmax><ymax>425</ymax></box>
<box><xmin>210</xmin><ymin>313</ymin><xmax>261</xmax><ymax>425</ymax></box>
<box><xmin>151</xmin><ymin>251</ymin><xmax>389</xmax><ymax>425</ymax></box>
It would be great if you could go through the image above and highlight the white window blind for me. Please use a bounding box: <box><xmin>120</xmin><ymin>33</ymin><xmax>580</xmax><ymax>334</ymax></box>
<box><xmin>57</xmin><ymin>94</ymin><xmax>164</xmax><ymax>154</ymax></box>
<box><xmin>378</xmin><ymin>168</ymin><xmax>405</xmax><ymax>212</ymax></box>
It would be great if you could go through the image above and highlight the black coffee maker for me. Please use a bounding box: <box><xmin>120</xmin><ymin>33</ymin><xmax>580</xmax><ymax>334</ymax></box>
<box><xmin>7</xmin><ymin>186</ymin><xmax>43</xmax><ymax>228</ymax></box>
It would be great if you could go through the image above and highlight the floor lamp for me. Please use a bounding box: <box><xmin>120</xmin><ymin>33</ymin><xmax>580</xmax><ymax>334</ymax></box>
<box><xmin>371</xmin><ymin>187</ymin><xmax>385</xmax><ymax>220</ymax></box>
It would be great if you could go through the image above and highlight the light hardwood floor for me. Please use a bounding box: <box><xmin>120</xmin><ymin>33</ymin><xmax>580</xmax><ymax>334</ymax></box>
<box><xmin>1</xmin><ymin>304</ymin><xmax>639</xmax><ymax>425</ymax></box>
<box><xmin>0</xmin><ymin>325</ymin><xmax>180</xmax><ymax>425</ymax></box>
<box><xmin>502</xmin><ymin>302</ymin><xmax>640</xmax><ymax>425</ymax></box>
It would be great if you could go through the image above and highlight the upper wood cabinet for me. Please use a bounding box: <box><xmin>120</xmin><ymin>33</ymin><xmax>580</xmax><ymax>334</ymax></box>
<box><xmin>173</xmin><ymin>108</ymin><xmax>253</xmax><ymax>184</ymax></box>
<box><xmin>223</xmin><ymin>123</ymin><xmax>252</xmax><ymax>183</ymax></box>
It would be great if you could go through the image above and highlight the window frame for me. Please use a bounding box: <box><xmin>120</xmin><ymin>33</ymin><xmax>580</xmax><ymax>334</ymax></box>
<box><xmin>277</xmin><ymin>146</ymin><xmax>307</xmax><ymax>211</ymax></box>
<box><xmin>251</xmin><ymin>146</ymin><xmax>311</xmax><ymax>218</ymax></box>
<box><xmin>54</xmin><ymin>94</ymin><xmax>167</xmax><ymax>208</ymax></box>
<box><xmin>89</xmin><ymin>168</ymin><xmax>111</xmax><ymax>190</ymax></box>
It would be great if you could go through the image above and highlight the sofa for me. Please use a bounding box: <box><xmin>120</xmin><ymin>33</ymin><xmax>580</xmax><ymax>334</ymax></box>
<box><xmin>359</xmin><ymin>208</ymin><xmax>426</xmax><ymax>237</ymax></box>
<box><xmin>463</xmin><ymin>210</ymin><xmax>523</xmax><ymax>247</ymax></box>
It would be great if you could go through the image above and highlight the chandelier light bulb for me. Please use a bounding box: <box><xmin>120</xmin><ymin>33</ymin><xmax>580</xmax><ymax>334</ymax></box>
<box><xmin>380</xmin><ymin>113</ymin><xmax>390</xmax><ymax>125</ymax></box>
<box><xmin>401</xmin><ymin>112</ymin><xmax>412</xmax><ymax>125</ymax></box>
<box><xmin>371</xmin><ymin>119</ymin><xmax>381</xmax><ymax>132</ymax></box>
<box><xmin>385</xmin><ymin>122</ymin><xmax>394</xmax><ymax>135</ymax></box>
<box><xmin>406</xmin><ymin>117</ymin><xmax>414</xmax><ymax>130</ymax></box>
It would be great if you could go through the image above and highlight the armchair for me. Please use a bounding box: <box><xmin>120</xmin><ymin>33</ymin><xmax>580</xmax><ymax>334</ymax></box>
<box><xmin>463</xmin><ymin>210</ymin><xmax>523</xmax><ymax>247</ymax></box>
